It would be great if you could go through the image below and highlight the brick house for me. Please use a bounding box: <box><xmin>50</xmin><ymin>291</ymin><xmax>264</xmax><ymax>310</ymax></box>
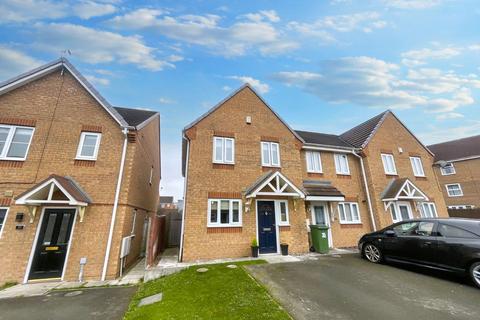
<box><xmin>428</xmin><ymin>135</ymin><xmax>480</xmax><ymax>210</ymax></box>
<box><xmin>0</xmin><ymin>58</ymin><xmax>160</xmax><ymax>285</ymax></box>
<box><xmin>180</xmin><ymin>84</ymin><xmax>447</xmax><ymax>261</ymax></box>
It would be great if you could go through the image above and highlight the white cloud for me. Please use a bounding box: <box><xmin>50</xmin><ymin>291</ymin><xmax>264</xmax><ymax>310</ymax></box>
<box><xmin>158</xmin><ymin>97</ymin><xmax>177</xmax><ymax>105</ymax></box>
<box><xmin>73</xmin><ymin>1</ymin><xmax>117</xmax><ymax>19</ymax></box>
<box><xmin>160</xmin><ymin>143</ymin><xmax>184</xmax><ymax>200</ymax></box>
<box><xmin>435</xmin><ymin>112</ymin><xmax>464</xmax><ymax>120</ymax></box>
<box><xmin>419</xmin><ymin>121</ymin><xmax>480</xmax><ymax>144</ymax></box>
<box><xmin>383</xmin><ymin>0</ymin><xmax>442</xmax><ymax>9</ymax></box>
<box><xmin>0</xmin><ymin>46</ymin><xmax>43</xmax><ymax>79</ymax></box>
<box><xmin>108</xmin><ymin>9</ymin><xmax>298</xmax><ymax>57</ymax></box>
<box><xmin>33</xmin><ymin>23</ymin><xmax>174</xmax><ymax>71</ymax></box>
<box><xmin>85</xmin><ymin>74</ymin><xmax>110</xmax><ymax>86</ymax></box>
<box><xmin>222</xmin><ymin>85</ymin><xmax>232</xmax><ymax>91</ymax></box>
<box><xmin>228</xmin><ymin>76</ymin><xmax>270</xmax><ymax>94</ymax></box>
<box><xmin>401</xmin><ymin>47</ymin><xmax>461</xmax><ymax>66</ymax></box>
<box><xmin>273</xmin><ymin>56</ymin><xmax>479</xmax><ymax>114</ymax></box>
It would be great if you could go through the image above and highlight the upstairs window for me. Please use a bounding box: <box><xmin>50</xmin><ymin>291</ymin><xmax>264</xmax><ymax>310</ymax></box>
<box><xmin>334</xmin><ymin>153</ymin><xmax>350</xmax><ymax>175</ymax></box>
<box><xmin>208</xmin><ymin>199</ymin><xmax>242</xmax><ymax>227</ymax></box>
<box><xmin>381</xmin><ymin>153</ymin><xmax>397</xmax><ymax>175</ymax></box>
<box><xmin>410</xmin><ymin>157</ymin><xmax>425</xmax><ymax>177</ymax></box>
<box><xmin>213</xmin><ymin>137</ymin><xmax>234</xmax><ymax>164</ymax></box>
<box><xmin>76</xmin><ymin>132</ymin><xmax>101</xmax><ymax>160</ymax></box>
<box><xmin>0</xmin><ymin>125</ymin><xmax>34</xmax><ymax>161</ymax></box>
<box><xmin>306</xmin><ymin>151</ymin><xmax>322</xmax><ymax>173</ymax></box>
<box><xmin>338</xmin><ymin>202</ymin><xmax>361</xmax><ymax>224</ymax></box>
<box><xmin>440</xmin><ymin>163</ymin><xmax>455</xmax><ymax>175</ymax></box>
<box><xmin>261</xmin><ymin>141</ymin><xmax>280</xmax><ymax>167</ymax></box>
<box><xmin>446</xmin><ymin>183</ymin><xmax>463</xmax><ymax>197</ymax></box>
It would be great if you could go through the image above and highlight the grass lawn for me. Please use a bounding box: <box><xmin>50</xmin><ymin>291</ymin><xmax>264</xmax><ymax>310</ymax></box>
<box><xmin>124</xmin><ymin>260</ymin><xmax>291</xmax><ymax>320</ymax></box>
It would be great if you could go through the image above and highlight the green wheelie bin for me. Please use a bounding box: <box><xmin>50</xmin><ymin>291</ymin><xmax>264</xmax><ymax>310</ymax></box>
<box><xmin>310</xmin><ymin>225</ymin><xmax>330</xmax><ymax>254</ymax></box>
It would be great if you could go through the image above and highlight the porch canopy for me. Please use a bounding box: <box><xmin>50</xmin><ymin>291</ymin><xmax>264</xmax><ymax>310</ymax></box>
<box><xmin>15</xmin><ymin>174</ymin><xmax>92</xmax><ymax>222</ymax></box>
<box><xmin>303</xmin><ymin>180</ymin><xmax>345</xmax><ymax>202</ymax></box>
<box><xmin>381</xmin><ymin>178</ymin><xmax>429</xmax><ymax>211</ymax></box>
<box><xmin>245</xmin><ymin>171</ymin><xmax>305</xmax><ymax>199</ymax></box>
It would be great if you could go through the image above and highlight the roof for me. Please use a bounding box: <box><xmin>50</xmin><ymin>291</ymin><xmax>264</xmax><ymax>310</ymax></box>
<box><xmin>244</xmin><ymin>171</ymin><xmax>275</xmax><ymax>195</ymax></box>
<box><xmin>381</xmin><ymin>178</ymin><xmax>429</xmax><ymax>202</ymax></box>
<box><xmin>295</xmin><ymin>130</ymin><xmax>353</xmax><ymax>148</ymax></box>
<box><xmin>428</xmin><ymin>135</ymin><xmax>480</xmax><ymax>162</ymax></box>
<box><xmin>303</xmin><ymin>180</ymin><xmax>344</xmax><ymax>197</ymax></box>
<box><xmin>114</xmin><ymin>107</ymin><xmax>158</xmax><ymax>127</ymax></box>
<box><xmin>381</xmin><ymin>178</ymin><xmax>408</xmax><ymax>200</ymax></box>
<box><xmin>340</xmin><ymin>111</ymin><xmax>389</xmax><ymax>148</ymax></box>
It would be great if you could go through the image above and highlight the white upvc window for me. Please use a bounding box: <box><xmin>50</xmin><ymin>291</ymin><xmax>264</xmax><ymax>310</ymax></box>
<box><xmin>213</xmin><ymin>137</ymin><xmax>235</xmax><ymax>164</ymax></box>
<box><xmin>338</xmin><ymin>202</ymin><xmax>361</xmax><ymax>224</ymax></box>
<box><xmin>420</xmin><ymin>202</ymin><xmax>437</xmax><ymax>218</ymax></box>
<box><xmin>261</xmin><ymin>141</ymin><xmax>280</xmax><ymax>167</ymax></box>
<box><xmin>448</xmin><ymin>205</ymin><xmax>475</xmax><ymax>209</ymax></box>
<box><xmin>276</xmin><ymin>200</ymin><xmax>289</xmax><ymax>226</ymax></box>
<box><xmin>446</xmin><ymin>183</ymin><xmax>463</xmax><ymax>197</ymax></box>
<box><xmin>76</xmin><ymin>132</ymin><xmax>101</xmax><ymax>160</ymax></box>
<box><xmin>410</xmin><ymin>157</ymin><xmax>425</xmax><ymax>177</ymax></box>
<box><xmin>381</xmin><ymin>153</ymin><xmax>397</xmax><ymax>175</ymax></box>
<box><xmin>0</xmin><ymin>125</ymin><xmax>35</xmax><ymax>161</ymax></box>
<box><xmin>440</xmin><ymin>163</ymin><xmax>455</xmax><ymax>175</ymax></box>
<box><xmin>0</xmin><ymin>207</ymin><xmax>9</xmax><ymax>238</ymax></box>
<box><xmin>131</xmin><ymin>209</ymin><xmax>137</xmax><ymax>234</ymax></box>
<box><xmin>334</xmin><ymin>153</ymin><xmax>350</xmax><ymax>175</ymax></box>
<box><xmin>208</xmin><ymin>199</ymin><xmax>242</xmax><ymax>227</ymax></box>
<box><xmin>306</xmin><ymin>151</ymin><xmax>322</xmax><ymax>173</ymax></box>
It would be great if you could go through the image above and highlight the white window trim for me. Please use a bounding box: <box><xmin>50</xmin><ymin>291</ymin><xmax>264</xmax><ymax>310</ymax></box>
<box><xmin>446</xmin><ymin>183</ymin><xmax>463</xmax><ymax>197</ymax></box>
<box><xmin>440</xmin><ymin>163</ymin><xmax>456</xmax><ymax>176</ymax></box>
<box><xmin>131</xmin><ymin>209</ymin><xmax>137</xmax><ymax>235</ymax></box>
<box><xmin>419</xmin><ymin>202</ymin><xmax>437</xmax><ymax>218</ymax></box>
<box><xmin>448</xmin><ymin>205</ymin><xmax>475</xmax><ymax>209</ymax></box>
<box><xmin>261</xmin><ymin>141</ymin><xmax>281</xmax><ymax>167</ymax></box>
<box><xmin>0</xmin><ymin>125</ymin><xmax>35</xmax><ymax>161</ymax></box>
<box><xmin>75</xmin><ymin>132</ymin><xmax>102</xmax><ymax>161</ymax></box>
<box><xmin>306</xmin><ymin>151</ymin><xmax>322</xmax><ymax>173</ymax></box>
<box><xmin>207</xmin><ymin>199</ymin><xmax>242</xmax><ymax>227</ymax></box>
<box><xmin>0</xmin><ymin>207</ymin><xmax>9</xmax><ymax>239</ymax></box>
<box><xmin>338</xmin><ymin>202</ymin><xmax>361</xmax><ymax>224</ymax></box>
<box><xmin>212</xmin><ymin>136</ymin><xmax>235</xmax><ymax>164</ymax></box>
<box><xmin>334</xmin><ymin>153</ymin><xmax>350</xmax><ymax>175</ymax></box>
<box><xmin>276</xmin><ymin>200</ymin><xmax>290</xmax><ymax>226</ymax></box>
<box><xmin>410</xmin><ymin>157</ymin><xmax>425</xmax><ymax>177</ymax></box>
<box><xmin>391</xmin><ymin>202</ymin><xmax>413</xmax><ymax>223</ymax></box>
<box><xmin>381</xmin><ymin>153</ymin><xmax>397</xmax><ymax>175</ymax></box>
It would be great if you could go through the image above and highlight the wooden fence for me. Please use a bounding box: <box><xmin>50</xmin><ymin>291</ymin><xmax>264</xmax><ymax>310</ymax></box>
<box><xmin>448</xmin><ymin>208</ymin><xmax>480</xmax><ymax>219</ymax></box>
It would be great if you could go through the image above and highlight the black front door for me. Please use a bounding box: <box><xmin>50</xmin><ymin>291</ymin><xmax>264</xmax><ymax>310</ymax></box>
<box><xmin>29</xmin><ymin>209</ymin><xmax>76</xmax><ymax>280</ymax></box>
<box><xmin>257</xmin><ymin>201</ymin><xmax>277</xmax><ymax>254</ymax></box>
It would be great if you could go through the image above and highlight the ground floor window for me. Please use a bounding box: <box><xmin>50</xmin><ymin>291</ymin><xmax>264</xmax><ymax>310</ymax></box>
<box><xmin>419</xmin><ymin>202</ymin><xmax>437</xmax><ymax>218</ymax></box>
<box><xmin>208</xmin><ymin>199</ymin><xmax>242</xmax><ymax>227</ymax></box>
<box><xmin>0</xmin><ymin>207</ymin><xmax>8</xmax><ymax>238</ymax></box>
<box><xmin>338</xmin><ymin>202</ymin><xmax>361</xmax><ymax>224</ymax></box>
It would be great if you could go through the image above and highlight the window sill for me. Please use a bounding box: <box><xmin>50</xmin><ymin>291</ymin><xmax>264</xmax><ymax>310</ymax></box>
<box><xmin>0</xmin><ymin>158</ymin><xmax>26</xmax><ymax>162</ymax></box>
<box><xmin>278</xmin><ymin>223</ymin><xmax>290</xmax><ymax>227</ymax></box>
<box><xmin>339</xmin><ymin>222</ymin><xmax>362</xmax><ymax>225</ymax></box>
<box><xmin>385</xmin><ymin>173</ymin><xmax>398</xmax><ymax>177</ymax></box>
<box><xmin>207</xmin><ymin>224</ymin><xmax>242</xmax><ymax>228</ymax></box>
<box><xmin>212</xmin><ymin>161</ymin><xmax>235</xmax><ymax>165</ymax></box>
<box><xmin>75</xmin><ymin>157</ymin><xmax>97</xmax><ymax>161</ymax></box>
<box><xmin>447</xmin><ymin>195</ymin><xmax>463</xmax><ymax>197</ymax></box>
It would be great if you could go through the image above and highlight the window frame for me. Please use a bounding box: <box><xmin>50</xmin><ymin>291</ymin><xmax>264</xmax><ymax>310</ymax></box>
<box><xmin>446</xmin><ymin>183</ymin><xmax>463</xmax><ymax>197</ymax></box>
<box><xmin>448</xmin><ymin>205</ymin><xmax>475</xmax><ymax>209</ymax></box>
<box><xmin>419</xmin><ymin>202</ymin><xmax>437</xmax><ymax>218</ymax></box>
<box><xmin>131</xmin><ymin>209</ymin><xmax>137</xmax><ymax>235</ymax></box>
<box><xmin>261</xmin><ymin>141</ymin><xmax>281</xmax><ymax>167</ymax></box>
<box><xmin>410</xmin><ymin>156</ymin><xmax>425</xmax><ymax>177</ymax></box>
<box><xmin>440</xmin><ymin>163</ymin><xmax>456</xmax><ymax>175</ymax></box>
<box><xmin>75</xmin><ymin>132</ymin><xmax>102</xmax><ymax>161</ymax></box>
<box><xmin>0</xmin><ymin>125</ymin><xmax>35</xmax><ymax>161</ymax></box>
<box><xmin>276</xmin><ymin>200</ymin><xmax>289</xmax><ymax>226</ymax></box>
<box><xmin>0</xmin><ymin>207</ymin><xmax>9</xmax><ymax>238</ymax></box>
<box><xmin>149</xmin><ymin>166</ymin><xmax>154</xmax><ymax>185</ymax></box>
<box><xmin>338</xmin><ymin>202</ymin><xmax>361</xmax><ymax>224</ymax></box>
<box><xmin>334</xmin><ymin>153</ymin><xmax>350</xmax><ymax>175</ymax></box>
<box><xmin>381</xmin><ymin>153</ymin><xmax>397</xmax><ymax>175</ymax></box>
<box><xmin>207</xmin><ymin>199</ymin><xmax>242</xmax><ymax>227</ymax></box>
<box><xmin>306</xmin><ymin>151</ymin><xmax>322</xmax><ymax>173</ymax></box>
<box><xmin>212</xmin><ymin>136</ymin><xmax>235</xmax><ymax>165</ymax></box>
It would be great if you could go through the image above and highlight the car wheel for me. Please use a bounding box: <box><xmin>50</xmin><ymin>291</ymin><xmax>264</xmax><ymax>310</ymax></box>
<box><xmin>363</xmin><ymin>243</ymin><xmax>382</xmax><ymax>263</ymax></box>
<box><xmin>469</xmin><ymin>262</ymin><xmax>480</xmax><ymax>288</ymax></box>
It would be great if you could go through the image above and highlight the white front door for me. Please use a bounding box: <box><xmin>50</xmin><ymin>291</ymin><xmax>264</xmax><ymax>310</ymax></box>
<box><xmin>311</xmin><ymin>203</ymin><xmax>333</xmax><ymax>248</ymax></box>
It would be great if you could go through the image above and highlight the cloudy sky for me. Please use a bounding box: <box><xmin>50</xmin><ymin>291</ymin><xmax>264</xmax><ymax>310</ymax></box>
<box><xmin>1</xmin><ymin>0</ymin><xmax>479</xmax><ymax>199</ymax></box>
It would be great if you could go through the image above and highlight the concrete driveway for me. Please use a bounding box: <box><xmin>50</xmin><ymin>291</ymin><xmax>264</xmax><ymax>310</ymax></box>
<box><xmin>0</xmin><ymin>286</ymin><xmax>136</xmax><ymax>320</ymax></box>
<box><xmin>247</xmin><ymin>254</ymin><xmax>480</xmax><ymax>320</ymax></box>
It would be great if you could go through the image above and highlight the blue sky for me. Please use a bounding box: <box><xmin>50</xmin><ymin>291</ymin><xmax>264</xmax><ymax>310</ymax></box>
<box><xmin>1</xmin><ymin>0</ymin><xmax>479</xmax><ymax>199</ymax></box>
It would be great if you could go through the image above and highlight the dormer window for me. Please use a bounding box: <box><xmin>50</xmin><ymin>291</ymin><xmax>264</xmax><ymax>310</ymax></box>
<box><xmin>261</xmin><ymin>141</ymin><xmax>280</xmax><ymax>167</ymax></box>
<box><xmin>0</xmin><ymin>125</ymin><xmax>35</xmax><ymax>161</ymax></box>
<box><xmin>213</xmin><ymin>137</ymin><xmax>234</xmax><ymax>164</ymax></box>
<box><xmin>76</xmin><ymin>132</ymin><xmax>101</xmax><ymax>161</ymax></box>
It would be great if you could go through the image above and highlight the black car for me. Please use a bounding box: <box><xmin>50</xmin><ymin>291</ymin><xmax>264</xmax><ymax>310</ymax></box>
<box><xmin>358</xmin><ymin>218</ymin><xmax>480</xmax><ymax>288</ymax></box>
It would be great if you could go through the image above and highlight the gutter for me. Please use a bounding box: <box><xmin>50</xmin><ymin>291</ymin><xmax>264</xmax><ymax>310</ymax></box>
<box><xmin>302</xmin><ymin>144</ymin><xmax>356</xmax><ymax>153</ymax></box>
<box><xmin>101</xmin><ymin>127</ymin><xmax>129</xmax><ymax>281</ymax></box>
<box><xmin>178</xmin><ymin>135</ymin><xmax>190</xmax><ymax>262</ymax></box>
<box><xmin>352</xmin><ymin>151</ymin><xmax>377</xmax><ymax>231</ymax></box>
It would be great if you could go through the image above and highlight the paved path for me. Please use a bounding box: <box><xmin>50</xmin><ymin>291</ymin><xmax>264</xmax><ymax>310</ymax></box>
<box><xmin>0</xmin><ymin>286</ymin><xmax>136</xmax><ymax>320</ymax></box>
<box><xmin>247</xmin><ymin>254</ymin><xmax>480</xmax><ymax>320</ymax></box>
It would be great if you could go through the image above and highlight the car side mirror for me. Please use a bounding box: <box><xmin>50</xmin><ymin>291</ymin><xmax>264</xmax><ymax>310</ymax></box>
<box><xmin>384</xmin><ymin>230</ymin><xmax>396</xmax><ymax>237</ymax></box>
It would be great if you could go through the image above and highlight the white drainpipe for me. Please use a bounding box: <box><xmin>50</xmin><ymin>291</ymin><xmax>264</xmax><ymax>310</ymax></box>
<box><xmin>101</xmin><ymin>128</ymin><xmax>128</xmax><ymax>281</ymax></box>
<box><xmin>353</xmin><ymin>151</ymin><xmax>377</xmax><ymax>231</ymax></box>
<box><xmin>178</xmin><ymin>136</ymin><xmax>189</xmax><ymax>262</ymax></box>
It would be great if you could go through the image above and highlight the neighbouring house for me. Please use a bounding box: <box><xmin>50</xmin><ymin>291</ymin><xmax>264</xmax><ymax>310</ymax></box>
<box><xmin>180</xmin><ymin>84</ymin><xmax>448</xmax><ymax>261</ymax></box>
<box><xmin>428</xmin><ymin>135</ymin><xmax>480</xmax><ymax>214</ymax></box>
<box><xmin>0</xmin><ymin>58</ymin><xmax>161</xmax><ymax>285</ymax></box>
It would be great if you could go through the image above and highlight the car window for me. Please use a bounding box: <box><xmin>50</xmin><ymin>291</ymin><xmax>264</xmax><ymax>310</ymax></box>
<box><xmin>393</xmin><ymin>222</ymin><xmax>419</xmax><ymax>236</ymax></box>
<box><xmin>438</xmin><ymin>224</ymin><xmax>479</xmax><ymax>239</ymax></box>
<box><xmin>415</xmin><ymin>222</ymin><xmax>435</xmax><ymax>236</ymax></box>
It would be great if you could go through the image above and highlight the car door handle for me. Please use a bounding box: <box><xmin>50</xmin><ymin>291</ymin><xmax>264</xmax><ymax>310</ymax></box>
<box><xmin>424</xmin><ymin>241</ymin><xmax>432</xmax><ymax>245</ymax></box>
